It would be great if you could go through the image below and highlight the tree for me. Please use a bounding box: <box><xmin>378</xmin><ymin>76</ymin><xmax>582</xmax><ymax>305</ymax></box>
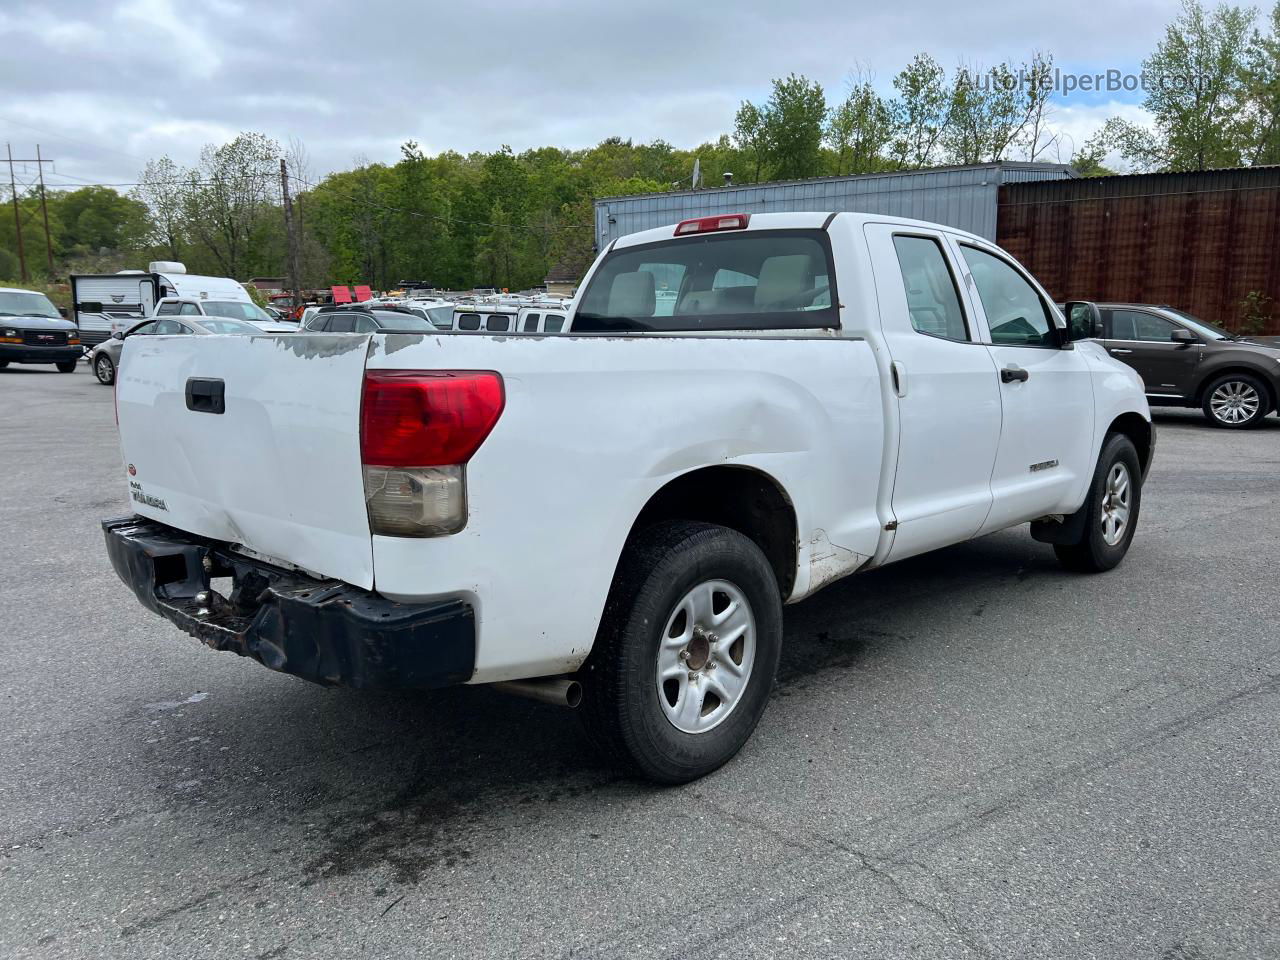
<box><xmin>761</xmin><ymin>74</ymin><xmax>828</xmax><ymax>180</ymax></box>
<box><xmin>1242</xmin><ymin>2</ymin><xmax>1280</xmax><ymax>164</ymax></box>
<box><xmin>890</xmin><ymin>54</ymin><xmax>950</xmax><ymax>167</ymax></box>
<box><xmin>181</xmin><ymin>133</ymin><xmax>282</xmax><ymax>277</ymax></box>
<box><xmin>53</xmin><ymin>186</ymin><xmax>148</xmax><ymax>254</ymax></box>
<box><xmin>732</xmin><ymin>101</ymin><xmax>769</xmax><ymax>182</ymax></box>
<box><xmin>473</xmin><ymin>202</ymin><xmax>517</xmax><ymax>288</ymax></box>
<box><xmin>826</xmin><ymin>76</ymin><xmax>894</xmax><ymax>175</ymax></box>
<box><xmin>1105</xmin><ymin>0</ymin><xmax>1254</xmax><ymax>170</ymax></box>
<box><xmin>944</xmin><ymin>54</ymin><xmax>1056</xmax><ymax>164</ymax></box>
<box><xmin>132</xmin><ymin>156</ymin><xmax>185</xmax><ymax>260</ymax></box>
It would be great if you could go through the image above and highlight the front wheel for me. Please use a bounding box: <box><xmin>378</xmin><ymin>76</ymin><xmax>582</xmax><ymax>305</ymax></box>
<box><xmin>579</xmin><ymin>521</ymin><xmax>783</xmax><ymax>783</ymax></box>
<box><xmin>56</xmin><ymin>361</ymin><xmax>77</xmax><ymax>373</ymax></box>
<box><xmin>1202</xmin><ymin>373</ymin><xmax>1270</xmax><ymax>428</ymax></box>
<box><xmin>1053</xmin><ymin>433</ymin><xmax>1142</xmax><ymax>573</ymax></box>
<box><xmin>94</xmin><ymin>354</ymin><xmax>115</xmax><ymax>385</ymax></box>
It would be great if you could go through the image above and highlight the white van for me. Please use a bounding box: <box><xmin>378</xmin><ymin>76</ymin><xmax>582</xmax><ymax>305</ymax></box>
<box><xmin>452</xmin><ymin>304</ymin><xmax>518</xmax><ymax>333</ymax></box>
<box><xmin>515</xmin><ymin>305</ymin><xmax>570</xmax><ymax>334</ymax></box>
<box><xmin>70</xmin><ymin>262</ymin><xmax>260</xmax><ymax>347</ymax></box>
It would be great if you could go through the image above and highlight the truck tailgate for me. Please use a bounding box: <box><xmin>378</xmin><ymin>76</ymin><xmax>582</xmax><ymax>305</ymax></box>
<box><xmin>115</xmin><ymin>334</ymin><xmax>375</xmax><ymax>589</ymax></box>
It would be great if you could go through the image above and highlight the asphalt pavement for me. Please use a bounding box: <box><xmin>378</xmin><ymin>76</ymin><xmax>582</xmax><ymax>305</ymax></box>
<box><xmin>2</xmin><ymin>363</ymin><xmax>1278</xmax><ymax>959</ymax></box>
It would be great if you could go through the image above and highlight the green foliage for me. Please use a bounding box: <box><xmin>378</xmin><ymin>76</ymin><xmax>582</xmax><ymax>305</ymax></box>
<box><xmin>1237</xmin><ymin>290</ymin><xmax>1275</xmax><ymax>334</ymax></box>
<box><xmin>1104</xmin><ymin>0</ymin><xmax>1257</xmax><ymax>170</ymax></box>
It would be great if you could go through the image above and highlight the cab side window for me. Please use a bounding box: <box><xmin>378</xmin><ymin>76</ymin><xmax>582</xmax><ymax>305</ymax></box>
<box><xmin>487</xmin><ymin>314</ymin><xmax>512</xmax><ymax>332</ymax></box>
<box><xmin>892</xmin><ymin>235</ymin><xmax>969</xmax><ymax>342</ymax></box>
<box><xmin>155</xmin><ymin>301</ymin><xmax>181</xmax><ymax>316</ymax></box>
<box><xmin>1107</xmin><ymin>309</ymin><xmax>1178</xmax><ymax>342</ymax></box>
<box><xmin>523</xmin><ymin>313</ymin><xmax>540</xmax><ymax>332</ymax></box>
<box><xmin>457</xmin><ymin>313</ymin><xmax>481</xmax><ymax>331</ymax></box>
<box><xmin>961</xmin><ymin>246</ymin><xmax>1054</xmax><ymax>347</ymax></box>
<box><xmin>179</xmin><ymin>302</ymin><xmax>201</xmax><ymax>317</ymax></box>
<box><xmin>544</xmin><ymin>314</ymin><xmax>565</xmax><ymax>333</ymax></box>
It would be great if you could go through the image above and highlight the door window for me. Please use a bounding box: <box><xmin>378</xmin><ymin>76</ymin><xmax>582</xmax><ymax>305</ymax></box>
<box><xmin>545</xmin><ymin>314</ymin><xmax>565</xmax><ymax>332</ymax></box>
<box><xmin>892</xmin><ymin>235</ymin><xmax>969</xmax><ymax>342</ymax></box>
<box><xmin>153</xmin><ymin>318</ymin><xmax>189</xmax><ymax>335</ymax></box>
<box><xmin>1107</xmin><ymin>309</ymin><xmax>1178</xmax><ymax>342</ymax></box>
<box><xmin>961</xmin><ymin>246</ymin><xmax>1054</xmax><ymax>347</ymax></box>
<box><xmin>487</xmin><ymin>314</ymin><xmax>512</xmax><ymax>332</ymax></box>
<box><xmin>523</xmin><ymin>313</ymin><xmax>540</xmax><ymax>332</ymax></box>
<box><xmin>457</xmin><ymin>313</ymin><xmax>481</xmax><ymax>331</ymax></box>
<box><xmin>179</xmin><ymin>302</ymin><xmax>201</xmax><ymax>316</ymax></box>
<box><xmin>350</xmin><ymin>315</ymin><xmax>377</xmax><ymax>333</ymax></box>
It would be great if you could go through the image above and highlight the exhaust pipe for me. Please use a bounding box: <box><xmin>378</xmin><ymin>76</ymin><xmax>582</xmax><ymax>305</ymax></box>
<box><xmin>490</xmin><ymin>675</ymin><xmax>583</xmax><ymax>708</ymax></box>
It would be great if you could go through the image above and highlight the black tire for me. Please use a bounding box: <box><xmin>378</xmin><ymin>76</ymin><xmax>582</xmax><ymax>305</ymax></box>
<box><xmin>0</xmin><ymin>360</ymin><xmax>8</xmax><ymax>369</ymax></box>
<box><xmin>1201</xmin><ymin>372</ymin><xmax>1270</xmax><ymax>428</ymax></box>
<box><xmin>56</xmin><ymin>361</ymin><xmax>77</xmax><ymax>373</ymax></box>
<box><xmin>1054</xmin><ymin>433</ymin><xmax>1142</xmax><ymax>573</ymax></box>
<box><xmin>93</xmin><ymin>353</ymin><xmax>115</xmax><ymax>385</ymax></box>
<box><xmin>579</xmin><ymin>521</ymin><xmax>783</xmax><ymax>784</ymax></box>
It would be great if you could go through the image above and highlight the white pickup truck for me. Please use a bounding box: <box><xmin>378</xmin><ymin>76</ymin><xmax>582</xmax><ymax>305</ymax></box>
<box><xmin>104</xmin><ymin>211</ymin><xmax>1154</xmax><ymax>783</ymax></box>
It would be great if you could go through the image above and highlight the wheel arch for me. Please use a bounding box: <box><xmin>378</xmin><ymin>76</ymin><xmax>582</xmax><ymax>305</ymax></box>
<box><xmin>624</xmin><ymin>465</ymin><xmax>799</xmax><ymax>600</ymax></box>
<box><xmin>1194</xmin><ymin>366</ymin><xmax>1277</xmax><ymax>412</ymax></box>
<box><xmin>1106</xmin><ymin>412</ymin><xmax>1154</xmax><ymax>478</ymax></box>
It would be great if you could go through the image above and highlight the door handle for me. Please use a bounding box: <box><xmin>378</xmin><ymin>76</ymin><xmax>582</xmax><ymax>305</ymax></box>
<box><xmin>890</xmin><ymin>361</ymin><xmax>907</xmax><ymax>398</ymax></box>
<box><xmin>1000</xmin><ymin>366</ymin><xmax>1029</xmax><ymax>384</ymax></box>
<box><xmin>185</xmin><ymin>377</ymin><xmax>225</xmax><ymax>414</ymax></box>
<box><xmin>1110</xmin><ymin>348</ymin><xmax>1133</xmax><ymax>355</ymax></box>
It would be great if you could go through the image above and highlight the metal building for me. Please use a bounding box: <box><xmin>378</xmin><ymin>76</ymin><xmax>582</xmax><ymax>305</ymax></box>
<box><xmin>594</xmin><ymin>162</ymin><xmax>1075</xmax><ymax>249</ymax></box>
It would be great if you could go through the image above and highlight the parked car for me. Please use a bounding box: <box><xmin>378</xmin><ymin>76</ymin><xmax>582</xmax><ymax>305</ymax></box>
<box><xmin>103</xmin><ymin>211</ymin><xmax>1153</xmax><ymax>782</ymax></box>
<box><xmin>1072</xmin><ymin>302</ymin><xmax>1280</xmax><ymax>428</ymax></box>
<box><xmin>301</xmin><ymin>303</ymin><xmax>438</xmax><ymax>333</ymax></box>
<box><xmin>89</xmin><ymin>315</ymin><xmax>285</xmax><ymax>385</ymax></box>
<box><xmin>0</xmin><ymin>287</ymin><xmax>81</xmax><ymax>373</ymax></box>
<box><xmin>451</xmin><ymin>304</ymin><xmax>517</xmax><ymax>333</ymax></box>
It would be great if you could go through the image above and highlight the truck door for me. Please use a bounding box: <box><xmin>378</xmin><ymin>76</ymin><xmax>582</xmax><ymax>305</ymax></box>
<box><xmin>950</xmin><ymin>240</ymin><xmax>1095</xmax><ymax>532</ymax></box>
<box><xmin>1102</xmin><ymin>307</ymin><xmax>1198</xmax><ymax>399</ymax></box>
<box><xmin>864</xmin><ymin>224</ymin><xmax>1003</xmax><ymax>562</ymax></box>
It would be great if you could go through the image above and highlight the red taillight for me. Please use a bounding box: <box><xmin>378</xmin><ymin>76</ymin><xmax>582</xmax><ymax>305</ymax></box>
<box><xmin>674</xmin><ymin>213</ymin><xmax>751</xmax><ymax>236</ymax></box>
<box><xmin>360</xmin><ymin>370</ymin><xmax>504</xmax><ymax>467</ymax></box>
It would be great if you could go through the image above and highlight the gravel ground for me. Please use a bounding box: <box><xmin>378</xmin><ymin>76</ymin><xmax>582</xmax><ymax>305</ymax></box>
<box><xmin>2</xmin><ymin>363</ymin><xmax>1278</xmax><ymax>959</ymax></box>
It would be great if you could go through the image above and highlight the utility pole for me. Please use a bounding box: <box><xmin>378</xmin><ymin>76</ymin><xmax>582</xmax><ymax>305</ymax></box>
<box><xmin>7</xmin><ymin>143</ymin><xmax>28</xmax><ymax>282</ymax></box>
<box><xmin>36</xmin><ymin>145</ymin><xmax>54</xmax><ymax>275</ymax></box>
<box><xmin>280</xmin><ymin>157</ymin><xmax>303</xmax><ymax>313</ymax></box>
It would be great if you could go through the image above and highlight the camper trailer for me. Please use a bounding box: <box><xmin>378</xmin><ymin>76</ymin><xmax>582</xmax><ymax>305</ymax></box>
<box><xmin>70</xmin><ymin>262</ymin><xmax>258</xmax><ymax>348</ymax></box>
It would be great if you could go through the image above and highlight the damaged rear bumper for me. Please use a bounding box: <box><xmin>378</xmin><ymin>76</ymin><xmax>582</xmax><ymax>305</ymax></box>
<box><xmin>102</xmin><ymin>516</ymin><xmax>475</xmax><ymax>689</ymax></box>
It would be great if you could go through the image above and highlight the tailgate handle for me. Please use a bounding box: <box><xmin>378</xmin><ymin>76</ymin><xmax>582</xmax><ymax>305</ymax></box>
<box><xmin>185</xmin><ymin>378</ymin><xmax>225</xmax><ymax>415</ymax></box>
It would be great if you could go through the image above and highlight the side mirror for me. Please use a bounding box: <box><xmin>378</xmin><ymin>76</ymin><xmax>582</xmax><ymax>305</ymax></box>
<box><xmin>1061</xmin><ymin>301</ymin><xmax>1103</xmax><ymax>345</ymax></box>
<box><xmin>111</xmin><ymin>330</ymin><xmax>125</xmax><ymax>340</ymax></box>
<box><xmin>1170</xmin><ymin>328</ymin><xmax>1198</xmax><ymax>345</ymax></box>
<box><xmin>58</xmin><ymin>306</ymin><xmax>68</xmax><ymax>318</ymax></box>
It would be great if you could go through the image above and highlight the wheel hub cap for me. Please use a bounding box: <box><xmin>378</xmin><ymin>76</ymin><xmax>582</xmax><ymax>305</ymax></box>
<box><xmin>1100</xmin><ymin>462</ymin><xmax>1131</xmax><ymax>546</ymax></box>
<box><xmin>656</xmin><ymin>579</ymin><xmax>756</xmax><ymax>734</ymax></box>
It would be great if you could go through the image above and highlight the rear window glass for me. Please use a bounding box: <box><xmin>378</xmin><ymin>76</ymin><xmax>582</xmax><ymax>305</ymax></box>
<box><xmin>574</xmin><ymin>229</ymin><xmax>838</xmax><ymax>332</ymax></box>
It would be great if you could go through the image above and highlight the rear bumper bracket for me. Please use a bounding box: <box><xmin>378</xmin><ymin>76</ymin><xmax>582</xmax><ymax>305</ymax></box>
<box><xmin>102</xmin><ymin>516</ymin><xmax>475</xmax><ymax>689</ymax></box>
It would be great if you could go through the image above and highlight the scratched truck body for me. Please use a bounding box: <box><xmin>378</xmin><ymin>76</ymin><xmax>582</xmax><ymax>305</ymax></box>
<box><xmin>104</xmin><ymin>211</ymin><xmax>1154</xmax><ymax>782</ymax></box>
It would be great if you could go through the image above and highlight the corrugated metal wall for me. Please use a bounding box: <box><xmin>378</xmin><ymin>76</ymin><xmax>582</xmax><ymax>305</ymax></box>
<box><xmin>595</xmin><ymin>163</ymin><xmax>1072</xmax><ymax>249</ymax></box>
<box><xmin>997</xmin><ymin>168</ymin><xmax>1280</xmax><ymax>334</ymax></box>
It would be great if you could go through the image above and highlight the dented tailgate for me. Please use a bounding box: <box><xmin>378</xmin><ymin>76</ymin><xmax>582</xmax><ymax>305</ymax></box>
<box><xmin>115</xmin><ymin>333</ymin><xmax>375</xmax><ymax>589</ymax></box>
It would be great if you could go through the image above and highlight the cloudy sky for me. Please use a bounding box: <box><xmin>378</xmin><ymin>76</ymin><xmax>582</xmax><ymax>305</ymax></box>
<box><xmin>0</xmin><ymin>0</ymin><xmax>1176</xmax><ymax>189</ymax></box>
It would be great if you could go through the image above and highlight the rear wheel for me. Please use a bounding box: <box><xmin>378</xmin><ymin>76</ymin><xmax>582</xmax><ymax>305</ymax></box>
<box><xmin>1202</xmin><ymin>373</ymin><xmax>1269</xmax><ymax>428</ymax></box>
<box><xmin>56</xmin><ymin>361</ymin><xmax>77</xmax><ymax>373</ymax></box>
<box><xmin>1053</xmin><ymin>433</ymin><xmax>1142</xmax><ymax>573</ymax></box>
<box><xmin>94</xmin><ymin>354</ymin><xmax>115</xmax><ymax>385</ymax></box>
<box><xmin>579</xmin><ymin>521</ymin><xmax>783</xmax><ymax>783</ymax></box>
